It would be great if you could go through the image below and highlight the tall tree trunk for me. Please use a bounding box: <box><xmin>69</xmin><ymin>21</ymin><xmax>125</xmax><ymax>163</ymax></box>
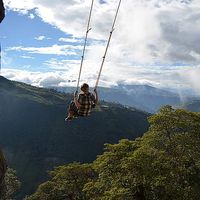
<box><xmin>0</xmin><ymin>0</ymin><xmax>5</xmax><ymax>23</ymax></box>
<box><xmin>0</xmin><ymin>149</ymin><xmax>7</xmax><ymax>198</ymax></box>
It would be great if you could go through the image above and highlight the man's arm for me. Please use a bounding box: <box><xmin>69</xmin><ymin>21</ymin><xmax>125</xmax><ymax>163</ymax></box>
<box><xmin>74</xmin><ymin>91</ymin><xmax>81</xmax><ymax>108</ymax></box>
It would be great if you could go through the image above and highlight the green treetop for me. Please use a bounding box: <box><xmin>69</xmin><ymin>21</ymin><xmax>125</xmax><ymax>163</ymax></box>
<box><xmin>27</xmin><ymin>106</ymin><xmax>200</xmax><ymax>200</ymax></box>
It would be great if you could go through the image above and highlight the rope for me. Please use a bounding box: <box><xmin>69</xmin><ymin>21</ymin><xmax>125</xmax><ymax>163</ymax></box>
<box><xmin>76</xmin><ymin>0</ymin><xmax>94</xmax><ymax>92</ymax></box>
<box><xmin>95</xmin><ymin>0</ymin><xmax>122</xmax><ymax>89</ymax></box>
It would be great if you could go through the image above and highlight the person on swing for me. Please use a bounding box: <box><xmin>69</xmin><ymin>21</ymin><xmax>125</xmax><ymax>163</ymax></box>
<box><xmin>65</xmin><ymin>83</ymin><xmax>98</xmax><ymax>121</ymax></box>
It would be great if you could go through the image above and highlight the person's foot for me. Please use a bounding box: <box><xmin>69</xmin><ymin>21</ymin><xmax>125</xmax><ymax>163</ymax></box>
<box><xmin>65</xmin><ymin>116</ymin><xmax>73</xmax><ymax>121</ymax></box>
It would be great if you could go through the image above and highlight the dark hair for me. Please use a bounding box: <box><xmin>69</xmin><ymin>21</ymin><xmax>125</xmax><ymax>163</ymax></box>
<box><xmin>81</xmin><ymin>83</ymin><xmax>89</xmax><ymax>91</ymax></box>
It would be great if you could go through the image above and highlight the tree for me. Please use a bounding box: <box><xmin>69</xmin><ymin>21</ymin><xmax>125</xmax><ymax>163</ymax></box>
<box><xmin>0</xmin><ymin>149</ymin><xmax>7</xmax><ymax>198</ymax></box>
<box><xmin>26</xmin><ymin>163</ymin><xmax>96</xmax><ymax>200</ymax></box>
<box><xmin>2</xmin><ymin>168</ymin><xmax>21</xmax><ymax>200</ymax></box>
<box><xmin>28</xmin><ymin>106</ymin><xmax>200</xmax><ymax>200</ymax></box>
<box><xmin>84</xmin><ymin>106</ymin><xmax>200</xmax><ymax>200</ymax></box>
<box><xmin>0</xmin><ymin>0</ymin><xmax>5</xmax><ymax>23</ymax></box>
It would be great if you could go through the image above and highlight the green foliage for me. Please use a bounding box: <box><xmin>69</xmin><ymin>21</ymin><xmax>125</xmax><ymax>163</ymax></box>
<box><xmin>0</xmin><ymin>149</ymin><xmax>7</xmax><ymax>199</ymax></box>
<box><xmin>84</xmin><ymin>106</ymin><xmax>200</xmax><ymax>200</ymax></box>
<box><xmin>2</xmin><ymin>168</ymin><xmax>21</xmax><ymax>200</ymax></box>
<box><xmin>26</xmin><ymin>163</ymin><xmax>96</xmax><ymax>200</ymax></box>
<box><xmin>29</xmin><ymin>106</ymin><xmax>200</xmax><ymax>200</ymax></box>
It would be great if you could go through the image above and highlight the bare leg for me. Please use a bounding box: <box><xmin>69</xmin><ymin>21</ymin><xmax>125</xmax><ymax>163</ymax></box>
<box><xmin>65</xmin><ymin>101</ymin><xmax>78</xmax><ymax>121</ymax></box>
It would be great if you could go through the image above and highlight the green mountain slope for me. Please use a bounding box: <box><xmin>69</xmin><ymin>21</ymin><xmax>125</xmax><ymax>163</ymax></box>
<box><xmin>182</xmin><ymin>100</ymin><xmax>200</xmax><ymax>112</ymax></box>
<box><xmin>53</xmin><ymin>84</ymin><xmax>181</xmax><ymax>113</ymax></box>
<box><xmin>0</xmin><ymin>76</ymin><xmax>149</xmax><ymax>198</ymax></box>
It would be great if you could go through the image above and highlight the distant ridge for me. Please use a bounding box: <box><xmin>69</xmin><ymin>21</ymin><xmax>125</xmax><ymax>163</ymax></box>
<box><xmin>0</xmin><ymin>75</ymin><xmax>12</xmax><ymax>84</ymax></box>
<box><xmin>182</xmin><ymin>100</ymin><xmax>200</xmax><ymax>112</ymax></box>
<box><xmin>52</xmin><ymin>84</ymin><xmax>181</xmax><ymax>113</ymax></box>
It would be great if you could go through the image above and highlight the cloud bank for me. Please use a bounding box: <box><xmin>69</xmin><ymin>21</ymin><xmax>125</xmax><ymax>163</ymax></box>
<box><xmin>3</xmin><ymin>0</ymin><xmax>200</xmax><ymax>95</ymax></box>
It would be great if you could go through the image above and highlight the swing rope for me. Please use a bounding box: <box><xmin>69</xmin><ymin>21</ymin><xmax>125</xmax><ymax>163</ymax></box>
<box><xmin>76</xmin><ymin>0</ymin><xmax>95</xmax><ymax>92</ymax></box>
<box><xmin>94</xmin><ymin>0</ymin><xmax>122</xmax><ymax>90</ymax></box>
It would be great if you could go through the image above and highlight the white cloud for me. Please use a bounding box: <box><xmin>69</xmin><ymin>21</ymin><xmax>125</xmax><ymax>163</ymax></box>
<box><xmin>28</xmin><ymin>13</ymin><xmax>35</xmax><ymax>19</ymax></box>
<box><xmin>1</xmin><ymin>52</ymin><xmax>13</xmax><ymax>66</ymax></box>
<box><xmin>178</xmin><ymin>66</ymin><xmax>200</xmax><ymax>96</ymax></box>
<box><xmin>34</xmin><ymin>35</ymin><xmax>47</xmax><ymax>40</ymax></box>
<box><xmin>4</xmin><ymin>0</ymin><xmax>35</xmax><ymax>14</ymax></box>
<box><xmin>7</xmin><ymin>44</ymin><xmax>82</xmax><ymax>56</ymax></box>
<box><xmin>44</xmin><ymin>58</ymin><xmax>80</xmax><ymax>72</ymax></box>
<box><xmin>59</xmin><ymin>37</ymin><xmax>83</xmax><ymax>43</ymax></box>
<box><xmin>3</xmin><ymin>0</ymin><xmax>200</xmax><ymax>92</ymax></box>
<box><xmin>2</xmin><ymin>68</ymin><xmax>67</xmax><ymax>87</ymax></box>
<box><xmin>4</xmin><ymin>0</ymin><xmax>200</xmax><ymax>63</ymax></box>
<box><xmin>2</xmin><ymin>64</ymin><xmax>200</xmax><ymax>96</ymax></box>
<box><xmin>20</xmin><ymin>55</ymin><xmax>34</xmax><ymax>59</ymax></box>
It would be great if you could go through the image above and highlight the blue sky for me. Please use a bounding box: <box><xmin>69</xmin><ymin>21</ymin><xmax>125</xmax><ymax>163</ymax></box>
<box><xmin>1</xmin><ymin>10</ymin><xmax>80</xmax><ymax>72</ymax></box>
<box><xmin>0</xmin><ymin>0</ymin><xmax>200</xmax><ymax>95</ymax></box>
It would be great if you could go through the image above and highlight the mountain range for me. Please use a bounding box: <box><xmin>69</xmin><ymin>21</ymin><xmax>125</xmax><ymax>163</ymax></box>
<box><xmin>181</xmin><ymin>100</ymin><xmax>200</xmax><ymax>112</ymax></box>
<box><xmin>52</xmin><ymin>84</ymin><xmax>182</xmax><ymax>113</ymax></box>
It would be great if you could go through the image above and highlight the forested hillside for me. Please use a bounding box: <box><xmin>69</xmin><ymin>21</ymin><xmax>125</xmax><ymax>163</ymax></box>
<box><xmin>27</xmin><ymin>106</ymin><xmax>200</xmax><ymax>200</ymax></box>
<box><xmin>0</xmin><ymin>76</ymin><xmax>149</xmax><ymax>198</ymax></box>
<box><xmin>182</xmin><ymin>100</ymin><xmax>200</xmax><ymax>112</ymax></box>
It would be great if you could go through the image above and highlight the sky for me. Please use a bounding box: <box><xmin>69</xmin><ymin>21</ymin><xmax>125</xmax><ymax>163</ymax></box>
<box><xmin>0</xmin><ymin>0</ymin><xmax>200</xmax><ymax>95</ymax></box>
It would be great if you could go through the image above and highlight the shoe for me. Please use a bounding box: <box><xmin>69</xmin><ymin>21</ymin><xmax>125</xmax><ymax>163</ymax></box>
<box><xmin>65</xmin><ymin>116</ymin><xmax>73</xmax><ymax>121</ymax></box>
